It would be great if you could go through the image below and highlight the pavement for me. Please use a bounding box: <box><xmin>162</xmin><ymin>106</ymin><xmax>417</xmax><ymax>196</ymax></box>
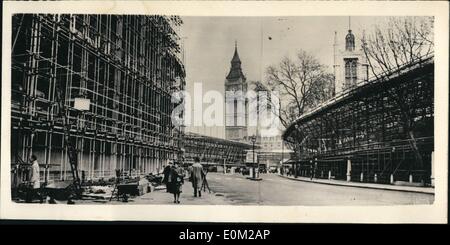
<box><xmin>60</xmin><ymin>172</ymin><xmax>435</xmax><ymax>205</ymax></box>
<box><xmin>131</xmin><ymin>182</ymin><xmax>233</xmax><ymax>205</ymax></box>
<box><xmin>77</xmin><ymin>179</ymin><xmax>234</xmax><ymax>205</ymax></box>
<box><xmin>277</xmin><ymin>174</ymin><xmax>435</xmax><ymax>194</ymax></box>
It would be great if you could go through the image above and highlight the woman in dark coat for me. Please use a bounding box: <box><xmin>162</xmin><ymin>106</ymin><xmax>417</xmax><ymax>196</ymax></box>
<box><xmin>167</xmin><ymin>161</ymin><xmax>185</xmax><ymax>203</ymax></box>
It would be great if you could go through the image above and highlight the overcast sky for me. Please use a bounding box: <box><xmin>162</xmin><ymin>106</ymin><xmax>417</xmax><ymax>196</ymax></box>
<box><xmin>178</xmin><ymin>16</ymin><xmax>401</xmax><ymax>138</ymax></box>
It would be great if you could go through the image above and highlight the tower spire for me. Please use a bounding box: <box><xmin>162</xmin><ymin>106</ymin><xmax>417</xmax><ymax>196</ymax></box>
<box><xmin>345</xmin><ymin>17</ymin><xmax>355</xmax><ymax>51</ymax></box>
<box><xmin>226</xmin><ymin>42</ymin><xmax>245</xmax><ymax>80</ymax></box>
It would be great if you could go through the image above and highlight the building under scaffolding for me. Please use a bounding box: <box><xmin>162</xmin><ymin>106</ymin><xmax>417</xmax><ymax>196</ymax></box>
<box><xmin>183</xmin><ymin>132</ymin><xmax>253</xmax><ymax>168</ymax></box>
<box><xmin>282</xmin><ymin>56</ymin><xmax>434</xmax><ymax>185</ymax></box>
<box><xmin>11</xmin><ymin>14</ymin><xmax>186</xmax><ymax>185</ymax></box>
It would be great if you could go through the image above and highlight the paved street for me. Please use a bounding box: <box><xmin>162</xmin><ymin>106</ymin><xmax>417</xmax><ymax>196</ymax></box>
<box><xmin>75</xmin><ymin>172</ymin><xmax>434</xmax><ymax>205</ymax></box>
<box><xmin>205</xmin><ymin>173</ymin><xmax>434</xmax><ymax>206</ymax></box>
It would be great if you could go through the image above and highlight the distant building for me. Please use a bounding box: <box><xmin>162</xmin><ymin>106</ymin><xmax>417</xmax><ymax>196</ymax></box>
<box><xmin>256</xmin><ymin>135</ymin><xmax>293</xmax><ymax>168</ymax></box>
<box><xmin>333</xmin><ymin>20</ymin><xmax>369</xmax><ymax>95</ymax></box>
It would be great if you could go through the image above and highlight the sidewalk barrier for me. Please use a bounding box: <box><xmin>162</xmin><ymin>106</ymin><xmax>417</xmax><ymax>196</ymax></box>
<box><xmin>278</xmin><ymin>174</ymin><xmax>434</xmax><ymax>195</ymax></box>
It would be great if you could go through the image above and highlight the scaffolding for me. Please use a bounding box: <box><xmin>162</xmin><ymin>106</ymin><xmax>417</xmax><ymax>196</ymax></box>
<box><xmin>183</xmin><ymin>132</ymin><xmax>253</xmax><ymax>166</ymax></box>
<box><xmin>282</xmin><ymin>56</ymin><xmax>434</xmax><ymax>184</ymax></box>
<box><xmin>11</xmin><ymin>14</ymin><xmax>186</xmax><ymax>187</ymax></box>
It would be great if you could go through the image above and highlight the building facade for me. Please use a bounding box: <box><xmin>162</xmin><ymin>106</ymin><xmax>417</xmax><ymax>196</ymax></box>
<box><xmin>11</xmin><ymin>14</ymin><xmax>186</xmax><ymax>184</ymax></box>
<box><xmin>256</xmin><ymin>135</ymin><xmax>293</xmax><ymax>168</ymax></box>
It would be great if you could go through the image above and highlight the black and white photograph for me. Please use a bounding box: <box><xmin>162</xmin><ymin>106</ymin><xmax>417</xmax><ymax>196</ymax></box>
<box><xmin>1</xmin><ymin>1</ymin><xmax>448</xmax><ymax>223</ymax></box>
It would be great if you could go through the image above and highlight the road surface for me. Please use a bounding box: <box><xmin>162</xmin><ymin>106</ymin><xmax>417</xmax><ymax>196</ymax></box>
<box><xmin>205</xmin><ymin>172</ymin><xmax>434</xmax><ymax>205</ymax></box>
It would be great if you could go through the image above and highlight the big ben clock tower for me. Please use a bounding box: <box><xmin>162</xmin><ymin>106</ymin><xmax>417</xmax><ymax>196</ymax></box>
<box><xmin>225</xmin><ymin>42</ymin><xmax>248</xmax><ymax>141</ymax></box>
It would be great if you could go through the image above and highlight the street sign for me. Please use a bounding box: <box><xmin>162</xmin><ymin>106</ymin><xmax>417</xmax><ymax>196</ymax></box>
<box><xmin>74</xmin><ymin>98</ymin><xmax>90</xmax><ymax>111</ymax></box>
<box><xmin>246</xmin><ymin>151</ymin><xmax>258</xmax><ymax>163</ymax></box>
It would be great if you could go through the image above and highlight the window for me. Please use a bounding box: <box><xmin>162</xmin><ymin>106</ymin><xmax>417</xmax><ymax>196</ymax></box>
<box><xmin>344</xmin><ymin>58</ymin><xmax>358</xmax><ymax>89</ymax></box>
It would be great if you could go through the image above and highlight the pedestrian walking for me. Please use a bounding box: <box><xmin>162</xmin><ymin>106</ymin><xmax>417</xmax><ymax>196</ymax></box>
<box><xmin>167</xmin><ymin>161</ymin><xmax>184</xmax><ymax>204</ymax></box>
<box><xmin>162</xmin><ymin>161</ymin><xmax>172</xmax><ymax>192</ymax></box>
<box><xmin>189</xmin><ymin>157</ymin><xmax>205</xmax><ymax>197</ymax></box>
<box><xmin>26</xmin><ymin>155</ymin><xmax>43</xmax><ymax>203</ymax></box>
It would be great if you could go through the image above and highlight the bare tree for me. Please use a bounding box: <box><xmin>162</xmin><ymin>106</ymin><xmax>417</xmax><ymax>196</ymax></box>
<box><xmin>265</xmin><ymin>50</ymin><xmax>334</xmax><ymax>128</ymax></box>
<box><xmin>363</xmin><ymin>17</ymin><xmax>434</xmax><ymax>78</ymax></box>
<box><xmin>362</xmin><ymin>17</ymin><xmax>434</xmax><ymax>170</ymax></box>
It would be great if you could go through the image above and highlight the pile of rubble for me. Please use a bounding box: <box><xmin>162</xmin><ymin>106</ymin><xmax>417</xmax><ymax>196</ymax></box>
<box><xmin>82</xmin><ymin>173</ymin><xmax>165</xmax><ymax>201</ymax></box>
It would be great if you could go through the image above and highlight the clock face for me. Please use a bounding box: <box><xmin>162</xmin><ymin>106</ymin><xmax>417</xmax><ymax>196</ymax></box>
<box><xmin>227</xmin><ymin>85</ymin><xmax>238</xmax><ymax>92</ymax></box>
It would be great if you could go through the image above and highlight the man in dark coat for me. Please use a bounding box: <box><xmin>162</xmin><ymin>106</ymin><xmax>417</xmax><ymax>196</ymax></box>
<box><xmin>189</xmin><ymin>157</ymin><xmax>204</xmax><ymax>197</ymax></box>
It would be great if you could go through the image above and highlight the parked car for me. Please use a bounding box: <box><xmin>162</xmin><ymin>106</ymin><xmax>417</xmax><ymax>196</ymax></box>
<box><xmin>241</xmin><ymin>167</ymin><xmax>250</xmax><ymax>175</ymax></box>
<box><xmin>268</xmin><ymin>166</ymin><xmax>278</xmax><ymax>173</ymax></box>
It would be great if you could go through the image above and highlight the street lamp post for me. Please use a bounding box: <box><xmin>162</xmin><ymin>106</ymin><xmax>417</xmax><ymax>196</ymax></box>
<box><xmin>251</xmin><ymin>135</ymin><xmax>257</xmax><ymax>179</ymax></box>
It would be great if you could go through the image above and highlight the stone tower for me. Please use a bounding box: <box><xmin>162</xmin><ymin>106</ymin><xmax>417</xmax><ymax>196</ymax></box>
<box><xmin>225</xmin><ymin>42</ymin><xmax>248</xmax><ymax>141</ymax></box>
<box><xmin>333</xmin><ymin>18</ymin><xmax>369</xmax><ymax>95</ymax></box>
